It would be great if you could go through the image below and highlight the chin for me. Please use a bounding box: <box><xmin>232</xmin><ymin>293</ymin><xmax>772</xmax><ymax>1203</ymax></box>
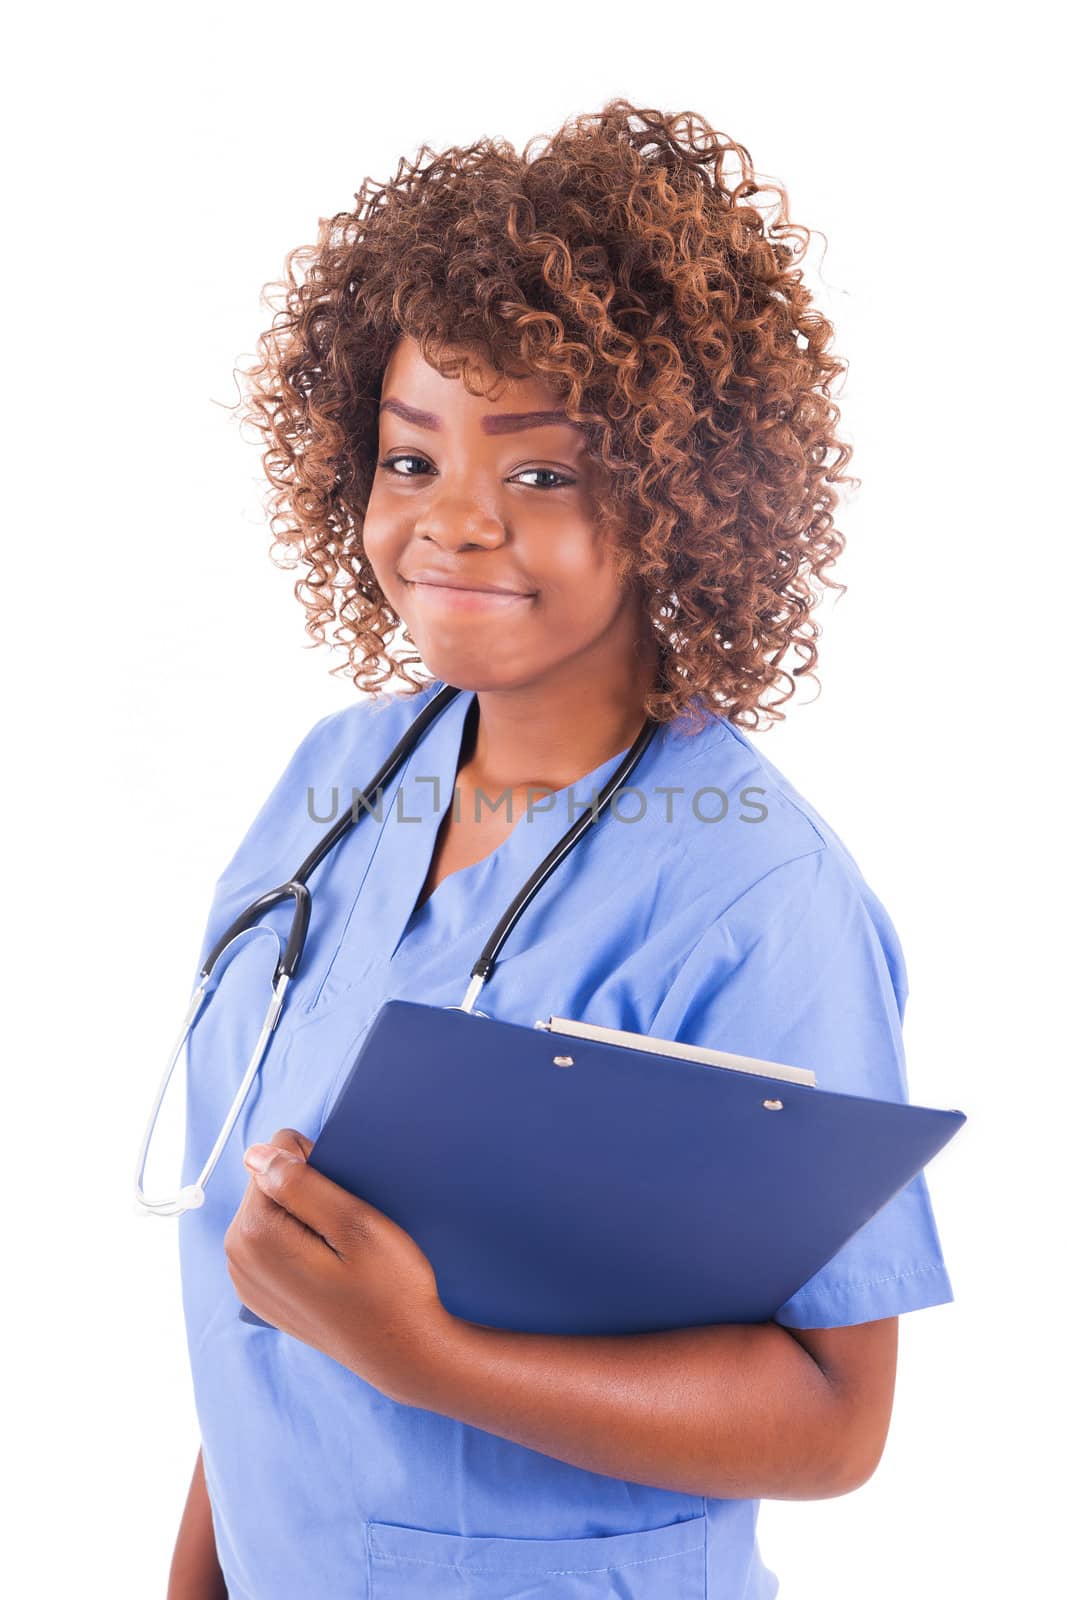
<box><xmin>413</xmin><ymin>644</ymin><xmax>537</xmax><ymax>694</ymax></box>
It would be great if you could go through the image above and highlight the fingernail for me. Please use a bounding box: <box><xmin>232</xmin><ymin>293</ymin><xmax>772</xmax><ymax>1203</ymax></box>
<box><xmin>243</xmin><ymin>1143</ymin><xmax>275</xmax><ymax>1173</ymax></box>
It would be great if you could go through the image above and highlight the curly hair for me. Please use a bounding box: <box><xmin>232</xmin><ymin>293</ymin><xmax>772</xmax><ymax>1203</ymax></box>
<box><xmin>234</xmin><ymin>99</ymin><xmax>858</xmax><ymax>732</ymax></box>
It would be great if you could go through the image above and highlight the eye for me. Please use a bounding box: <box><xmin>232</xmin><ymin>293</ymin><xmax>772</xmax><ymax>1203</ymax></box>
<box><xmin>510</xmin><ymin>467</ymin><xmax>576</xmax><ymax>490</ymax></box>
<box><xmin>377</xmin><ymin>453</ymin><xmax>433</xmax><ymax>477</ymax></box>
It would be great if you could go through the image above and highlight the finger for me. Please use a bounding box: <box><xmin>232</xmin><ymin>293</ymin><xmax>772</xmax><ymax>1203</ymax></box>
<box><xmin>241</xmin><ymin>1140</ymin><xmax>378</xmax><ymax>1255</ymax></box>
<box><xmin>238</xmin><ymin>1128</ymin><xmax>311</xmax><ymax>1218</ymax></box>
<box><xmin>237</xmin><ymin>1130</ymin><xmax>316</xmax><ymax>1241</ymax></box>
<box><xmin>266</xmin><ymin>1127</ymin><xmax>314</xmax><ymax>1161</ymax></box>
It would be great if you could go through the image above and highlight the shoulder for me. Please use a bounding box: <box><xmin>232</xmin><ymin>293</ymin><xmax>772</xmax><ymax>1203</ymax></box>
<box><xmin>657</xmin><ymin>714</ymin><xmax>906</xmax><ymax>1003</ymax></box>
<box><xmin>210</xmin><ymin>682</ymin><xmax>442</xmax><ymax>898</ymax></box>
<box><xmin>291</xmin><ymin>680</ymin><xmax>442</xmax><ymax>777</ymax></box>
<box><xmin>655</xmin><ymin>712</ymin><xmax>824</xmax><ymax>883</ymax></box>
<box><xmin>662</xmin><ymin>712</ymin><xmax>865</xmax><ymax>882</ymax></box>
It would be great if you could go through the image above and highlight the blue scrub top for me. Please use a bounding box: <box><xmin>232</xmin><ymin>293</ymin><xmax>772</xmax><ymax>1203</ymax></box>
<box><xmin>178</xmin><ymin>680</ymin><xmax>954</xmax><ymax>1600</ymax></box>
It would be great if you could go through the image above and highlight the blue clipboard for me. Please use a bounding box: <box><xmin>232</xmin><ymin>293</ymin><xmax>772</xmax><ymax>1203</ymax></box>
<box><xmin>239</xmin><ymin>999</ymin><xmax>965</xmax><ymax>1336</ymax></box>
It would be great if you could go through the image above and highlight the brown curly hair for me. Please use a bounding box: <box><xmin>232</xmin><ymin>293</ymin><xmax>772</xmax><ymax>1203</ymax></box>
<box><xmin>234</xmin><ymin>99</ymin><xmax>857</xmax><ymax>732</ymax></box>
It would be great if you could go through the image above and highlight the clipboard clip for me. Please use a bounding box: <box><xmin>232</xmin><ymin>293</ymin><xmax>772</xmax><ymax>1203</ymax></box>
<box><xmin>532</xmin><ymin>1014</ymin><xmax>818</xmax><ymax>1087</ymax></box>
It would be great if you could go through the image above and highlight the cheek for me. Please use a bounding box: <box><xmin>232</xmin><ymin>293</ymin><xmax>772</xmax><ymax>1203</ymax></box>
<box><xmin>361</xmin><ymin>506</ymin><xmax>404</xmax><ymax>596</ymax></box>
<box><xmin>541</xmin><ymin>533</ymin><xmax>627</xmax><ymax>616</ymax></box>
<box><xmin>360</xmin><ymin>500</ymin><xmax>390</xmax><ymax>565</ymax></box>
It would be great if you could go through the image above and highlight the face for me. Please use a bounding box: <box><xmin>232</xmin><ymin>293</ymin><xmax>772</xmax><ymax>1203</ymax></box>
<box><xmin>362</xmin><ymin>335</ymin><xmax>649</xmax><ymax>693</ymax></box>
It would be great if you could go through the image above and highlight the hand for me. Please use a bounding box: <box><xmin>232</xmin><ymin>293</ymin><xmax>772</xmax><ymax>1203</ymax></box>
<box><xmin>223</xmin><ymin>1127</ymin><xmax>454</xmax><ymax>1402</ymax></box>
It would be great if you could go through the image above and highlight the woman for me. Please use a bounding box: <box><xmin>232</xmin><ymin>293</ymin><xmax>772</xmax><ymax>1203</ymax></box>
<box><xmin>167</xmin><ymin>101</ymin><xmax>954</xmax><ymax>1599</ymax></box>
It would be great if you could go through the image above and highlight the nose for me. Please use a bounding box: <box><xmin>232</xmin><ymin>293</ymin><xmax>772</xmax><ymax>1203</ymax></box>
<box><xmin>412</xmin><ymin>487</ymin><xmax>507</xmax><ymax>553</ymax></box>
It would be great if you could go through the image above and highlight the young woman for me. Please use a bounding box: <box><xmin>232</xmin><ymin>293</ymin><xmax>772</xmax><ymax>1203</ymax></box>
<box><xmin>166</xmin><ymin>101</ymin><xmax>954</xmax><ymax>1600</ymax></box>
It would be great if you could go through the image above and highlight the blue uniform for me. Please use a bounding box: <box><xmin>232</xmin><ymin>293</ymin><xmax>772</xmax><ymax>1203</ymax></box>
<box><xmin>179</xmin><ymin>680</ymin><xmax>954</xmax><ymax>1598</ymax></box>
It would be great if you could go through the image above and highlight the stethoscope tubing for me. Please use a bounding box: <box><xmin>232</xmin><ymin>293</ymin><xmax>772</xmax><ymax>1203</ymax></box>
<box><xmin>134</xmin><ymin>682</ymin><xmax>660</xmax><ymax>1216</ymax></box>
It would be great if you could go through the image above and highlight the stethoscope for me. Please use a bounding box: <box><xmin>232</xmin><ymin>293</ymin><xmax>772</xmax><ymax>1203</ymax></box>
<box><xmin>134</xmin><ymin>681</ymin><xmax>660</xmax><ymax>1217</ymax></box>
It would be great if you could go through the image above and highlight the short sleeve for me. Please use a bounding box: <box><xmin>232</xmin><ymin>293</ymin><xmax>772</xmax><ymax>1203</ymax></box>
<box><xmin>648</xmin><ymin>846</ymin><xmax>955</xmax><ymax>1328</ymax></box>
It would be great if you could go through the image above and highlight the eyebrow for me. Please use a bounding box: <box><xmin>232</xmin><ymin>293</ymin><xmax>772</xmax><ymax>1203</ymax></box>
<box><xmin>379</xmin><ymin>398</ymin><xmax>585</xmax><ymax>436</ymax></box>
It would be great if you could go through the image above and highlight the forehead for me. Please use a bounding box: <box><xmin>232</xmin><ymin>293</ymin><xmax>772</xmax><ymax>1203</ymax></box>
<box><xmin>380</xmin><ymin>334</ymin><xmax>572</xmax><ymax>424</ymax></box>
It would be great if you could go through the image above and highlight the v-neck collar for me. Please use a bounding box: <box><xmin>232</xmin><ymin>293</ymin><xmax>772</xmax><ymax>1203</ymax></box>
<box><xmin>372</xmin><ymin>685</ymin><xmax>664</xmax><ymax>966</ymax></box>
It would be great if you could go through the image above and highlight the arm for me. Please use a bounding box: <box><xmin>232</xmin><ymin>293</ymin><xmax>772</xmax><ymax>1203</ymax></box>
<box><xmin>167</xmin><ymin>1448</ymin><xmax>227</xmax><ymax>1600</ymax></box>
<box><xmin>394</xmin><ymin>1312</ymin><xmax>898</xmax><ymax>1502</ymax></box>
<box><xmin>229</xmin><ymin>1133</ymin><xmax>899</xmax><ymax>1503</ymax></box>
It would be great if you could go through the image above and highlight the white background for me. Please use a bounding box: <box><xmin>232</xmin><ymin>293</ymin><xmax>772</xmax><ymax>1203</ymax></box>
<box><xmin>5</xmin><ymin>2</ymin><xmax>1061</xmax><ymax>1594</ymax></box>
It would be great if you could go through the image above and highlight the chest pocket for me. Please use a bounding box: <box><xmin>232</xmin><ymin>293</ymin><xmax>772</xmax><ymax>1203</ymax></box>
<box><xmin>365</xmin><ymin>1515</ymin><xmax>706</xmax><ymax>1599</ymax></box>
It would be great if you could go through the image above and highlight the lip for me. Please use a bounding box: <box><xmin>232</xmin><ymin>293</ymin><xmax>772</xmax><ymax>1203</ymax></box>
<box><xmin>402</xmin><ymin>574</ymin><xmax>536</xmax><ymax>611</ymax></box>
<box><xmin>403</xmin><ymin>572</ymin><xmax>534</xmax><ymax>596</ymax></box>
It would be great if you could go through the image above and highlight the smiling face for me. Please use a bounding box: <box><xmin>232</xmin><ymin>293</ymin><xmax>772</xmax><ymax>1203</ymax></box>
<box><xmin>362</xmin><ymin>335</ymin><xmax>652</xmax><ymax>693</ymax></box>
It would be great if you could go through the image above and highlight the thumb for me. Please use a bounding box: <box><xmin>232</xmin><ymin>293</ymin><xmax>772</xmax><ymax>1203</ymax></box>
<box><xmin>263</xmin><ymin>1126</ymin><xmax>314</xmax><ymax>1161</ymax></box>
<box><xmin>242</xmin><ymin>1127</ymin><xmax>310</xmax><ymax>1199</ymax></box>
<box><xmin>242</xmin><ymin>1132</ymin><xmax>369</xmax><ymax>1250</ymax></box>
<box><xmin>240</xmin><ymin>1125</ymin><xmax>313</xmax><ymax>1181</ymax></box>
<box><xmin>243</xmin><ymin>1143</ymin><xmax>302</xmax><ymax>1179</ymax></box>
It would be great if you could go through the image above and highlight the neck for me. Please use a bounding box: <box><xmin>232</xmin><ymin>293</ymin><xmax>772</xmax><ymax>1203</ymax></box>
<box><xmin>460</xmin><ymin>633</ymin><xmax>664</xmax><ymax>796</ymax></box>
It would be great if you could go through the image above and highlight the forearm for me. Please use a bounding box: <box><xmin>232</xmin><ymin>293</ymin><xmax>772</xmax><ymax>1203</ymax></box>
<box><xmin>393</xmin><ymin>1315</ymin><xmax>851</xmax><ymax>1502</ymax></box>
<box><xmin>168</xmin><ymin>1448</ymin><xmax>227</xmax><ymax>1600</ymax></box>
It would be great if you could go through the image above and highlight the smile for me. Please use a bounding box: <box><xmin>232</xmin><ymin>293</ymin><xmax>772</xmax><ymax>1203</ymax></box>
<box><xmin>407</xmin><ymin>581</ymin><xmax>536</xmax><ymax>612</ymax></box>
